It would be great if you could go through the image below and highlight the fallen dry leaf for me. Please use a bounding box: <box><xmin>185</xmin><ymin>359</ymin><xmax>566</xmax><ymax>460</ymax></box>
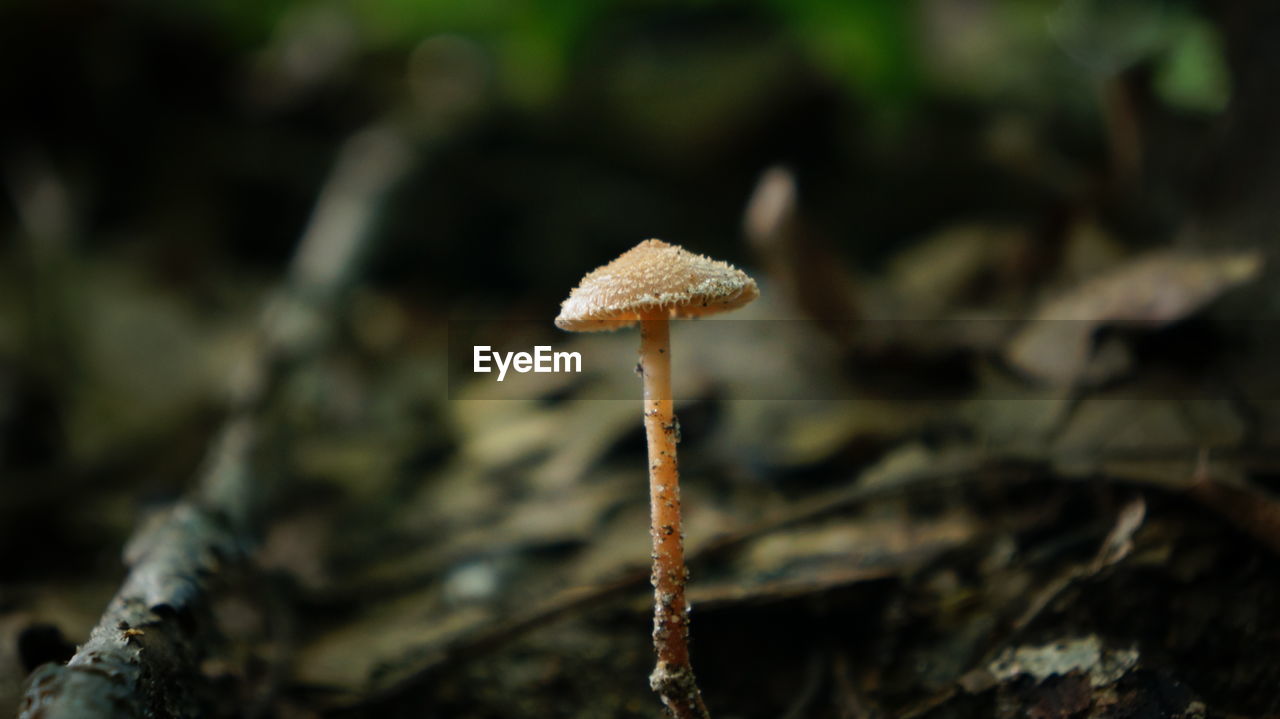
<box><xmin>1006</xmin><ymin>250</ymin><xmax>1263</xmax><ymax>386</ymax></box>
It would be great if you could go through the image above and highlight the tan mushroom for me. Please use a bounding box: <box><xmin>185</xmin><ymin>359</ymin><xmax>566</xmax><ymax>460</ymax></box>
<box><xmin>556</xmin><ymin>239</ymin><xmax>758</xmax><ymax>719</ymax></box>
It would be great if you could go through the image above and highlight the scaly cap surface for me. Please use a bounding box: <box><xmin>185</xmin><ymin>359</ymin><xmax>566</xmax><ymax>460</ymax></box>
<box><xmin>555</xmin><ymin>239</ymin><xmax>759</xmax><ymax>332</ymax></box>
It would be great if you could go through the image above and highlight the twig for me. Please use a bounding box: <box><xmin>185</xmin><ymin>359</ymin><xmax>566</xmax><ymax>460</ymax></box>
<box><xmin>349</xmin><ymin>573</ymin><xmax>647</xmax><ymax>714</ymax></box>
<box><xmin>18</xmin><ymin>123</ymin><xmax>412</xmax><ymax>719</ymax></box>
<box><xmin>944</xmin><ymin>495</ymin><xmax>1148</xmax><ymax>710</ymax></box>
<box><xmin>830</xmin><ymin>650</ymin><xmax>879</xmax><ymax>719</ymax></box>
<box><xmin>1187</xmin><ymin>449</ymin><xmax>1280</xmax><ymax>556</ymax></box>
<box><xmin>778</xmin><ymin>651</ymin><xmax>825</xmax><ymax>719</ymax></box>
<box><xmin>343</xmin><ymin>457</ymin><xmax>1031</xmax><ymax>712</ymax></box>
<box><xmin>330</xmin><ymin>450</ymin><xmax>1269</xmax><ymax>706</ymax></box>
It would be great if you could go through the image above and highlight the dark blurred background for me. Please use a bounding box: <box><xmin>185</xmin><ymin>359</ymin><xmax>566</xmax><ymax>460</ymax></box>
<box><xmin>1</xmin><ymin>0</ymin><xmax>1257</xmax><ymax>309</ymax></box>
<box><xmin>5</xmin><ymin>0</ymin><xmax>1280</xmax><ymax>717</ymax></box>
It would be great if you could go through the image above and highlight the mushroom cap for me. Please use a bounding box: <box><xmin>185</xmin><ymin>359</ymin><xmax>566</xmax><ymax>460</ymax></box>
<box><xmin>555</xmin><ymin>239</ymin><xmax>759</xmax><ymax>332</ymax></box>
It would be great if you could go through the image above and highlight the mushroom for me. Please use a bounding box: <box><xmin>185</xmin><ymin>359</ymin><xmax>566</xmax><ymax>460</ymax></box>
<box><xmin>556</xmin><ymin>239</ymin><xmax>758</xmax><ymax>719</ymax></box>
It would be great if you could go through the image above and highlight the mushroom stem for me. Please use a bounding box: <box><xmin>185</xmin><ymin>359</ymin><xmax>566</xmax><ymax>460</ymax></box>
<box><xmin>639</xmin><ymin>317</ymin><xmax>710</xmax><ymax>719</ymax></box>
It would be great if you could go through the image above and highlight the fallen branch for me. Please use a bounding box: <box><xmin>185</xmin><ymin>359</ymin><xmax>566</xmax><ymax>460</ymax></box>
<box><xmin>20</xmin><ymin>462</ymin><xmax>247</xmax><ymax>717</ymax></box>
<box><xmin>18</xmin><ymin>124</ymin><xmax>412</xmax><ymax>719</ymax></box>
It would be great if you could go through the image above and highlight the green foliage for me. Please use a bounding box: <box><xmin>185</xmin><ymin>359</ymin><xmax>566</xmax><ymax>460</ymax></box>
<box><xmin>765</xmin><ymin>0</ymin><xmax>919</xmax><ymax>107</ymax></box>
<box><xmin>324</xmin><ymin>0</ymin><xmax>599</xmax><ymax>107</ymax></box>
<box><xmin>179</xmin><ymin>0</ymin><xmax>926</xmax><ymax>111</ymax></box>
<box><xmin>1154</xmin><ymin>15</ymin><xmax>1230</xmax><ymax>113</ymax></box>
<box><xmin>6</xmin><ymin>0</ymin><xmax>1232</xmax><ymax>128</ymax></box>
<box><xmin>1047</xmin><ymin>0</ymin><xmax>1173</xmax><ymax>73</ymax></box>
<box><xmin>186</xmin><ymin>0</ymin><xmax>298</xmax><ymax>46</ymax></box>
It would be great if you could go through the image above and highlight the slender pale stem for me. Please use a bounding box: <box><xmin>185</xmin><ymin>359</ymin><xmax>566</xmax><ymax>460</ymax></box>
<box><xmin>639</xmin><ymin>317</ymin><xmax>709</xmax><ymax>719</ymax></box>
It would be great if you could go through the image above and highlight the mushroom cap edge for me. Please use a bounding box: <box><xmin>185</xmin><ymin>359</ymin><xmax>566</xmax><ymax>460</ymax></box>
<box><xmin>555</xmin><ymin>239</ymin><xmax>759</xmax><ymax>332</ymax></box>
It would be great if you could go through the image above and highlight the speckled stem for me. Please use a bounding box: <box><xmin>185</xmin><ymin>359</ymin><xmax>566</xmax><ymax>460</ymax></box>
<box><xmin>639</xmin><ymin>317</ymin><xmax>710</xmax><ymax>719</ymax></box>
